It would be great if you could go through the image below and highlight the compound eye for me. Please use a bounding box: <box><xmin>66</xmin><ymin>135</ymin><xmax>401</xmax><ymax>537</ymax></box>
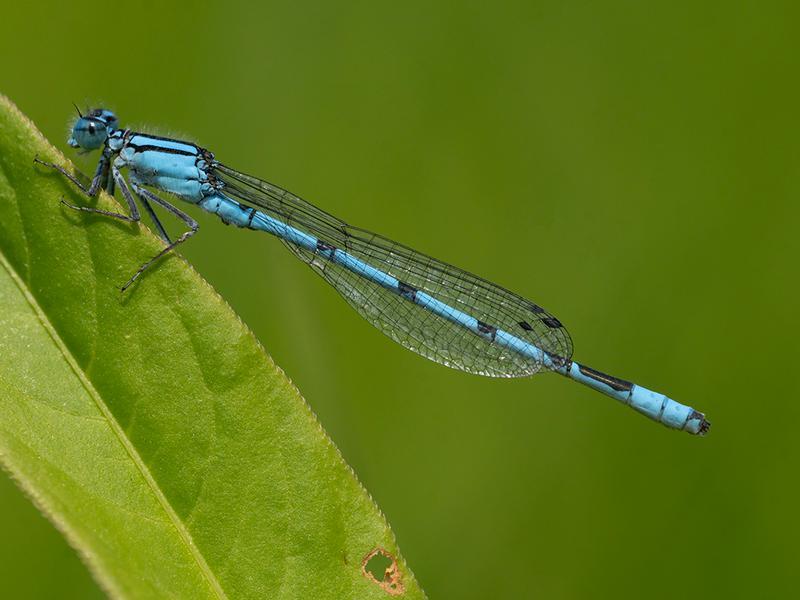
<box><xmin>88</xmin><ymin>122</ymin><xmax>97</xmax><ymax>135</ymax></box>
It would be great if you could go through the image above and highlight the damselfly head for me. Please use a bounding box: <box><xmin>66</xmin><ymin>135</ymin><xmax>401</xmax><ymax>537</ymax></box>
<box><xmin>67</xmin><ymin>107</ymin><xmax>118</xmax><ymax>151</ymax></box>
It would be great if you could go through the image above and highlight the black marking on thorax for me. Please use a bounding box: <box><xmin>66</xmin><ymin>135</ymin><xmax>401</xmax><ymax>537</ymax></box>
<box><xmin>202</xmin><ymin>150</ymin><xmax>224</xmax><ymax>189</ymax></box>
<box><xmin>104</xmin><ymin>130</ymin><xmax>128</xmax><ymax>154</ymax></box>
<box><xmin>131</xmin><ymin>130</ymin><xmax>199</xmax><ymax>145</ymax></box>
<box><xmin>577</xmin><ymin>365</ymin><xmax>633</xmax><ymax>392</ymax></box>
<box><xmin>200</xmin><ymin>148</ymin><xmax>215</xmax><ymax>161</ymax></box>
<box><xmin>128</xmin><ymin>143</ymin><xmax>197</xmax><ymax>157</ymax></box>
<box><xmin>125</xmin><ymin>131</ymin><xmax>202</xmax><ymax>156</ymax></box>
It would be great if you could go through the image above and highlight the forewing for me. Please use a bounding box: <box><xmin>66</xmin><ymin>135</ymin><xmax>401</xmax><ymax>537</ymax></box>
<box><xmin>215</xmin><ymin>164</ymin><xmax>573</xmax><ymax>377</ymax></box>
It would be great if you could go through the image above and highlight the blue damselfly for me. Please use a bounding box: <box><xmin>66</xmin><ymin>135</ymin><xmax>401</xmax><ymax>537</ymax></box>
<box><xmin>35</xmin><ymin>107</ymin><xmax>710</xmax><ymax>435</ymax></box>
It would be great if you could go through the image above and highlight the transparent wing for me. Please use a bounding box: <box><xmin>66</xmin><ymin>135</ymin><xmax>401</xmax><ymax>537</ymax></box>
<box><xmin>214</xmin><ymin>163</ymin><xmax>573</xmax><ymax>377</ymax></box>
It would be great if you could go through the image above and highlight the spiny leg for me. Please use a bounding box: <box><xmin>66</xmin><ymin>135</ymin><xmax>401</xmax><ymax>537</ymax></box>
<box><xmin>121</xmin><ymin>183</ymin><xmax>198</xmax><ymax>292</ymax></box>
<box><xmin>104</xmin><ymin>160</ymin><xmax>116</xmax><ymax>196</ymax></box>
<box><xmin>59</xmin><ymin>163</ymin><xmax>141</xmax><ymax>223</ymax></box>
<box><xmin>70</xmin><ymin>161</ymin><xmax>171</xmax><ymax>241</ymax></box>
<box><xmin>36</xmin><ymin>154</ymin><xmax>141</xmax><ymax>224</ymax></box>
<box><xmin>34</xmin><ymin>153</ymin><xmax>109</xmax><ymax>197</ymax></box>
<box><xmin>139</xmin><ymin>195</ymin><xmax>172</xmax><ymax>243</ymax></box>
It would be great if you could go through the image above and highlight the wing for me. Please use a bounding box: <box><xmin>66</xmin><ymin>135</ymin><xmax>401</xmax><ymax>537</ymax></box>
<box><xmin>214</xmin><ymin>163</ymin><xmax>573</xmax><ymax>377</ymax></box>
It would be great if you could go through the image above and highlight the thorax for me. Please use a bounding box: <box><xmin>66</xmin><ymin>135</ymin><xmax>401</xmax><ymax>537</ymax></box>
<box><xmin>112</xmin><ymin>130</ymin><xmax>220</xmax><ymax>203</ymax></box>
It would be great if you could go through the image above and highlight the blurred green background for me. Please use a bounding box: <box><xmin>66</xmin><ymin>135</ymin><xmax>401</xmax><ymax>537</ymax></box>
<box><xmin>2</xmin><ymin>1</ymin><xmax>798</xmax><ymax>598</ymax></box>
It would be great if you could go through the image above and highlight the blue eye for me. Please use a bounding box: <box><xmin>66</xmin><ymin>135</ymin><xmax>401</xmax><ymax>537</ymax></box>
<box><xmin>68</xmin><ymin>117</ymin><xmax>108</xmax><ymax>150</ymax></box>
<box><xmin>68</xmin><ymin>107</ymin><xmax>119</xmax><ymax>150</ymax></box>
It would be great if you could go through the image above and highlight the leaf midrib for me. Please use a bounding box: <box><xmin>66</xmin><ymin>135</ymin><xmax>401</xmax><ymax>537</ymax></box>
<box><xmin>0</xmin><ymin>249</ymin><xmax>228</xmax><ymax>600</ymax></box>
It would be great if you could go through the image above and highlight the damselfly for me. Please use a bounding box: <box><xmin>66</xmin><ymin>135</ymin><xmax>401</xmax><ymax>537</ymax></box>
<box><xmin>35</xmin><ymin>107</ymin><xmax>710</xmax><ymax>435</ymax></box>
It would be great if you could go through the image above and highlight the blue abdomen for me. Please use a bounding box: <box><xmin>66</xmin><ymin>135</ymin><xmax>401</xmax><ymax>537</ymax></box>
<box><xmin>198</xmin><ymin>193</ymin><xmax>255</xmax><ymax>227</ymax></box>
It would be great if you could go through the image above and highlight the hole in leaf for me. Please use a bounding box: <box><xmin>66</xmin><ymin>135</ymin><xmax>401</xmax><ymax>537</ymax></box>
<box><xmin>365</xmin><ymin>551</ymin><xmax>392</xmax><ymax>580</ymax></box>
<box><xmin>361</xmin><ymin>547</ymin><xmax>405</xmax><ymax>596</ymax></box>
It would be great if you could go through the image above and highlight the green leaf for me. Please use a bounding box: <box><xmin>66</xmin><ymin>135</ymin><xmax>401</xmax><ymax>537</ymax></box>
<box><xmin>0</xmin><ymin>95</ymin><xmax>424</xmax><ymax>599</ymax></box>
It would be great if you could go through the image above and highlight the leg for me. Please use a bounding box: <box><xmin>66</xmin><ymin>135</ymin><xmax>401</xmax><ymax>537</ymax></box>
<box><xmin>104</xmin><ymin>160</ymin><xmax>116</xmax><ymax>196</ymax></box>
<box><xmin>121</xmin><ymin>183</ymin><xmax>198</xmax><ymax>292</ymax></box>
<box><xmin>139</xmin><ymin>195</ymin><xmax>172</xmax><ymax>244</ymax></box>
<box><xmin>60</xmin><ymin>163</ymin><xmax>141</xmax><ymax>223</ymax></box>
<box><xmin>34</xmin><ymin>153</ymin><xmax>108</xmax><ymax>197</ymax></box>
<box><xmin>36</xmin><ymin>154</ymin><xmax>140</xmax><ymax>223</ymax></box>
